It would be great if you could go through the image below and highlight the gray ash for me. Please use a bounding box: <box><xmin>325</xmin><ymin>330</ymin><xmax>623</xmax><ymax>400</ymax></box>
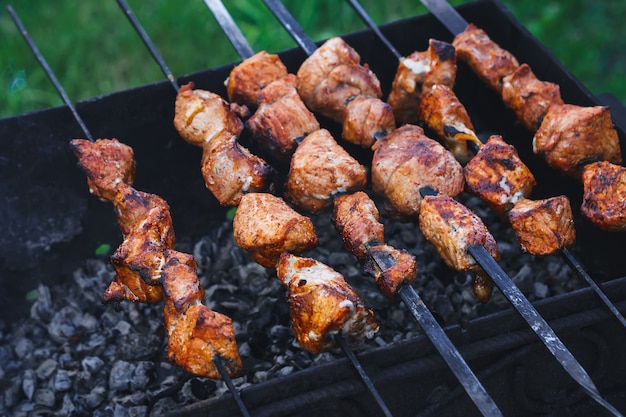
<box><xmin>0</xmin><ymin>192</ymin><xmax>584</xmax><ymax>416</ymax></box>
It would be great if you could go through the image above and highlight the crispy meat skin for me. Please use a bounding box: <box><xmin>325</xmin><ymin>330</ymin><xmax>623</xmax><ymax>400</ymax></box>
<box><xmin>70</xmin><ymin>138</ymin><xmax>136</xmax><ymax>201</ymax></box>
<box><xmin>388</xmin><ymin>39</ymin><xmax>457</xmax><ymax>125</ymax></box>
<box><xmin>501</xmin><ymin>63</ymin><xmax>563</xmax><ymax>132</ymax></box>
<box><xmin>533</xmin><ymin>104</ymin><xmax>622</xmax><ymax>178</ymax></box>
<box><xmin>453</xmin><ymin>23</ymin><xmax>519</xmax><ymax>94</ymax></box>
<box><xmin>342</xmin><ymin>97</ymin><xmax>395</xmax><ymax>148</ymax></box>
<box><xmin>285</xmin><ymin>129</ymin><xmax>367</xmax><ymax>214</ymax></box>
<box><xmin>508</xmin><ymin>196</ymin><xmax>576</xmax><ymax>256</ymax></box>
<box><xmin>276</xmin><ymin>253</ymin><xmax>379</xmax><ymax>354</ymax></box>
<box><xmin>226</xmin><ymin>51</ymin><xmax>289</xmax><ymax>109</ymax></box>
<box><xmin>581</xmin><ymin>161</ymin><xmax>626</xmax><ymax>232</ymax></box>
<box><xmin>296</xmin><ymin>37</ymin><xmax>382</xmax><ymax>122</ymax></box>
<box><xmin>464</xmin><ymin>135</ymin><xmax>536</xmax><ymax>217</ymax></box>
<box><xmin>233</xmin><ymin>193</ymin><xmax>318</xmax><ymax>268</ymax></box>
<box><xmin>333</xmin><ymin>192</ymin><xmax>418</xmax><ymax>298</ymax></box>
<box><xmin>418</xmin><ymin>84</ymin><xmax>481</xmax><ymax>164</ymax></box>
<box><xmin>419</xmin><ymin>195</ymin><xmax>500</xmax><ymax>273</ymax></box>
<box><xmin>246</xmin><ymin>74</ymin><xmax>320</xmax><ymax>165</ymax></box>
<box><xmin>173</xmin><ymin>83</ymin><xmax>243</xmax><ymax>147</ymax></box>
<box><xmin>371</xmin><ymin>125</ymin><xmax>464</xmax><ymax>220</ymax></box>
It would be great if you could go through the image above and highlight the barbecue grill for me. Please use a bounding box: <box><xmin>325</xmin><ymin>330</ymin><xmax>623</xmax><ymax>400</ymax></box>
<box><xmin>2</xmin><ymin>0</ymin><xmax>626</xmax><ymax>416</ymax></box>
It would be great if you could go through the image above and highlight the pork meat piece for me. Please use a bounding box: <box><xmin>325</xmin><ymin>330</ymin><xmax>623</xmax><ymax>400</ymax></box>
<box><xmin>508</xmin><ymin>196</ymin><xmax>576</xmax><ymax>256</ymax></box>
<box><xmin>70</xmin><ymin>138</ymin><xmax>136</xmax><ymax>201</ymax></box>
<box><xmin>233</xmin><ymin>193</ymin><xmax>318</xmax><ymax>268</ymax></box>
<box><xmin>363</xmin><ymin>244</ymin><xmax>418</xmax><ymax>300</ymax></box>
<box><xmin>581</xmin><ymin>161</ymin><xmax>626</xmax><ymax>232</ymax></box>
<box><xmin>226</xmin><ymin>51</ymin><xmax>289</xmax><ymax>109</ymax></box>
<box><xmin>452</xmin><ymin>23</ymin><xmax>519</xmax><ymax>94</ymax></box>
<box><xmin>285</xmin><ymin>129</ymin><xmax>367</xmax><ymax>214</ymax></box>
<box><xmin>276</xmin><ymin>253</ymin><xmax>379</xmax><ymax>354</ymax></box>
<box><xmin>501</xmin><ymin>63</ymin><xmax>563</xmax><ymax>132</ymax></box>
<box><xmin>246</xmin><ymin>74</ymin><xmax>320</xmax><ymax>165</ymax></box>
<box><xmin>533</xmin><ymin>104</ymin><xmax>622</xmax><ymax>178</ymax></box>
<box><xmin>463</xmin><ymin>135</ymin><xmax>536</xmax><ymax>217</ymax></box>
<box><xmin>342</xmin><ymin>96</ymin><xmax>395</xmax><ymax>148</ymax></box>
<box><xmin>174</xmin><ymin>83</ymin><xmax>244</xmax><ymax>147</ymax></box>
<box><xmin>371</xmin><ymin>124</ymin><xmax>464</xmax><ymax>220</ymax></box>
<box><xmin>296</xmin><ymin>37</ymin><xmax>382</xmax><ymax>122</ymax></box>
<box><xmin>332</xmin><ymin>192</ymin><xmax>385</xmax><ymax>259</ymax></box>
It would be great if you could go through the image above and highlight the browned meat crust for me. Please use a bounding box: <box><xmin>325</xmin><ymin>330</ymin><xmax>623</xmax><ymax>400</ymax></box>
<box><xmin>276</xmin><ymin>253</ymin><xmax>379</xmax><ymax>354</ymax></box>
<box><xmin>581</xmin><ymin>161</ymin><xmax>626</xmax><ymax>232</ymax></box>
<box><xmin>371</xmin><ymin>124</ymin><xmax>464</xmax><ymax>220</ymax></box>
<box><xmin>508</xmin><ymin>196</ymin><xmax>576</xmax><ymax>255</ymax></box>
<box><xmin>233</xmin><ymin>193</ymin><xmax>318</xmax><ymax>268</ymax></box>
<box><xmin>501</xmin><ymin>63</ymin><xmax>563</xmax><ymax>132</ymax></box>
<box><xmin>463</xmin><ymin>135</ymin><xmax>536</xmax><ymax>217</ymax></box>
<box><xmin>226</xmin><ymin>51</ymin><xmax>289</xmax><ymax>109</ymax></box>
<box><xmin>533</xmin><ymin>104</ymin><xmax>622</xmax><ymax>178</ymax></box>
<box><xmin>342</xmin><ymin>96</ymin><xmax>395</xmax><ymax>148</ymax></box>
<box><xmin>285</xmin><ymin>129</ymin><xmax>367</xmax><ymax>214</ymax></box>
<box><xmin>452</xmin><ymin>23</ymin><xmax>519</xmax><ymax>94</ymax></box>
<box><xmin>296</xmin><ymin>37</ymin><xmax>382</xmax><ymax>122</ymax></box>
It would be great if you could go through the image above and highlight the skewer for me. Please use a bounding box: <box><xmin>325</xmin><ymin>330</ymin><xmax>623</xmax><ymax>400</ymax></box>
<box><xmin>8</xmin><ymin>5</ymin><xmax>250</xmax><ymax>417</ymax></box>
<box><xmin>346</xmin><ymin>0</ymin><xmax>626</xmax><ymax>333</ymax></box>
<box><xmin>260</xmin><ymin>1</ymin><xmax>624</xmax><ymax>416</ymax></box>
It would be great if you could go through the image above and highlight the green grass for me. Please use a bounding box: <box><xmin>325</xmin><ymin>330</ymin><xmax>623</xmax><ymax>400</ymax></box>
<box><xmin>1</xmin><ymin>0</ymin><xmax>624</xmax><ymax>119</ymax></box>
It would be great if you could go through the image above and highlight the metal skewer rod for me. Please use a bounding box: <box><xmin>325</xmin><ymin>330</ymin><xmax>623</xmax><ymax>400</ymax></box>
<box><xmin>347</xmin><ymin>0</ymin><xmax>626</xmax><ymax>334</ymax></box>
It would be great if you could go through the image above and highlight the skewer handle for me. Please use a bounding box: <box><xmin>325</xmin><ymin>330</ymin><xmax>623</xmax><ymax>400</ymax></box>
<box><xmin>202</xmin><ymin>0</ymin><xmax>255</xmax><ymax>60</ymax></box>
<box><xmin>261</xmin><ymin>0</ymin><xmax>318</xmax><ymax>56</ymax></box>
<box><xmin>345</xmin><ymin>0</ymin><xmax>402</xmax><ymax>60</ymax></box>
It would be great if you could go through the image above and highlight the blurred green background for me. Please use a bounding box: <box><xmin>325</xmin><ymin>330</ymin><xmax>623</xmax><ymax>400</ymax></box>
<box><xmin>1</xmin><ymin>0</ymin><xmax>624</xmax><ymax>119</ymax></box>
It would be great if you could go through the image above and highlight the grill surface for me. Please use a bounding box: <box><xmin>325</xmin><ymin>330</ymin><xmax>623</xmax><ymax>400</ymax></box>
<box><xmin>1</xmin><ymin>0</ymin><xmax>626</xmax><ymax>415</ymax></box>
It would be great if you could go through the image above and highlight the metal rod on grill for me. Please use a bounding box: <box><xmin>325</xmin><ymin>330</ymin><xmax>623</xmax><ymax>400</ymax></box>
<box><xmin>261</xmin><ymin>2</ymin><xmax>624</xmax><ymax>416</ymax></box>
<box><xmin>346</xmin><ymin>0</ymin><xmax>626</xmax><ymax>333</ymax></box>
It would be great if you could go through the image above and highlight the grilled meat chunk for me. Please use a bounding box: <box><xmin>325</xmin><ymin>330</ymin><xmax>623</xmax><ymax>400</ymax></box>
<box><xmin>173</xmin><ymin>83</ymin><xmax>244</xmax><ymax>147</ymax></box>
<box><xmin>452</xmin><ymin>23</ymin><xmax>519</xmax><ymax>94</ymax></box>
<box><xmin>533</xmin><ymin>104</ymin><xmax>622</xmax><ymax>178</ymax></box>
<box><xmin>233</xmin><ymin>193</ymin><xmax>318</xmax><ymax>268</ymax></box>
<box><xmin>388</xmin><ymin>39</ymin><xmax>457</xmax><ymax>125</ymax></box>
<box><xmin>419</xmin><ymin>194</ymin><xmax>500</xmax><ymax>273</ymax></box>
<box><xmin>296</xmin><ymin>37</ymin><xmax>382</xmax><ymax>122</ymax></box>
<box><xmin>276</xmin><ymin>253</ymin><xmax>379</xmax><ymax>354</ymax></box>
<box><xmin>246</xmin><ymin>74</ymin><xmax>320</xmax><ymax>165</ymax></box>
<box><xmin>501</xmin><ymin>63</ymin><xmax>563</xmax><ymax>132</ymax></box>
<box><xmin>333</xmin><ymin>192</ymin><xmax>418</xmax><ymax>299</ymax></box>
<box><xmin>371</xmin><ymin>124</ymin><xmax>464</xmax><ymax>220</ymax></box>
<box><xmin>508</xmin><ymin>196</ymin><xmax>575</xmax><ymax>256</ymax></box>
<box><xmin>226</xmin><ymin>51</ymin><xmax>289</xmax><ymax>109</ymax></box>
<box><xmin>581</xmin><ymin>161</ymin><xmax>626</xmax><ymax>232</ymax></box>
<box><xmin>161</xmin><ymin>250</ymin><xmax>242</xmax><ymax>379</ymax></box>
<box><xmin>418</xmin><ymin>84</ymin><xmax>482</xmax><ymax>164</ymax></box>
<box><xmin>285</xmin><ymin>128</ymin><xmax>367</xmax><ymax>214</ymax></box>
<box><xmin>70</xmin><ymin>138</ymin><xmax>136</xmax><ymax>201</ymax></box>
<box><xmin>342</xmin><ymin>96</ymin><xmax>395</xmax><ymax>148</ymax></box>
<box><xmin>464</xmin><ymin>135</ymin><xmax>536</xmax><ymax>217</ymax></box>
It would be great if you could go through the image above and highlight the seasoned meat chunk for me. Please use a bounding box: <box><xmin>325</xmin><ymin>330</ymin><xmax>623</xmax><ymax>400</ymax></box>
<box><xmin>285</xmin><ymin>129</ymin><xmax>367</xmax><ymax>213</ymax></box>
<box><xmin>453</xmin><ymin>23</ymin><xmax>519</xmax><ymax>94</ymax></box>
<box><xmin>501</xmin><ymin>63</ymin><xmax>563</xmax><ymax>132</ymax></box>
<box><xmin>226</xmin><ymin>51</ymin><xmax>289</xmax><ymax>109</ymax></box>
<box><xmin>363</xmin><ymin>244</ymin><xmax>418</xmax><ymax>300</ymax></box>
<box><xmin>388</xmin><ymin>39</ymin><xmax>457</xmax><ymax>125</ymax></box>
<box><xmin>371</xmin><ymin>124</ymin><xmax>464</xmax><ymax>219</ymax></box>
<box><xmin>70</xmin><ymin>138</ymin><xmax>136</xmax><ymax>201</ymax></box>
<box><xmin>174</xmin><ymin>83</ymin><xmax>244</xmax><ymax>147</ymax></box>
<box><xmin>464</xmin><ymin>135</ymin><xmax>536</xmax><ymax>217</ymax></box>
<box><xmin>342</xmin><ymin>96</ymin><xmax>395</xmax><ymax>148</ymax></box>
<box><xmin>233</xmin><ymin>193</ymin><xmax>318</xmax><ymax>268</ymax></box>
<box><xmin>201</xmin><ymin>133</ymin><xmax>273</xmax><ymax>206</ymax></box>
<box><xmin>296</xmin><ymin>37</ymin><xmax>382</xmax><ymax>122</ymax></box>
<box><xmin>509</xmin><ymin>196</ymin><xmax>576</xmax><ymax>256</ymax></box>
<box><xmin>246</xmin><ymin>74</ymin><xmax>320</xmax><ymax>164</ymax></box>
<box><xmin>276</xmin><ymin>253</ymin><xmax>379</xmax><ymax>354</ymax></box>
<box><xmin>419</xmin><ymin>194</ymin><xmax>500</xmax><ymax>272</ymax></box>
<box><xmin>333</xmin><ymin>192</ymin><xmax>385</xmax><ymax>259</ymax></box>
<box><xmin>581</xmin><ymin>161</ymin><xmax>626</xmax><ymax>232</ymax></box>
<box><xmin>418</xmin><ymin>84</ymin><xmax>482</xmax><ymax>164</ymax></box>
<box><xmin>533</xmin><ymin>104</ymin><xmax>622</xmax><ymax>178</ymax></box>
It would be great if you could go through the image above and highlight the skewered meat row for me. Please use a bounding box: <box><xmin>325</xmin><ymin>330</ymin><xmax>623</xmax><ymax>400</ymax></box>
<box><xmin>70</xmin><ymin>138</ymin><xmax>242</xmax><ymax>379</ymax></box>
